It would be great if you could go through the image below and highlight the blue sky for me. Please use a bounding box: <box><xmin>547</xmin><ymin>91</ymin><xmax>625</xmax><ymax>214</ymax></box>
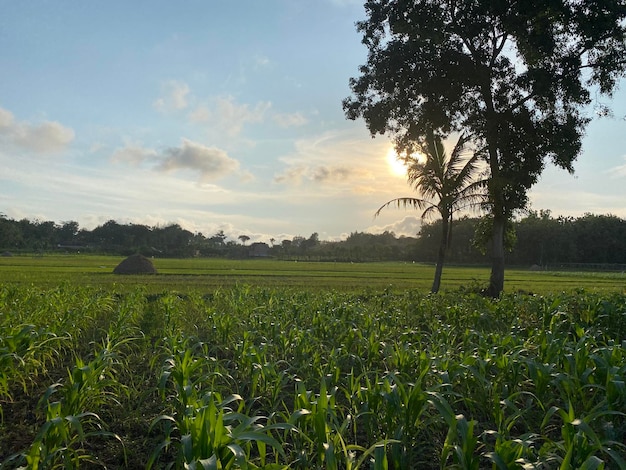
<box><xmin>1</xmin><ymin>1</ymin><xmax>625</xmax><ymax>243</ymax></box>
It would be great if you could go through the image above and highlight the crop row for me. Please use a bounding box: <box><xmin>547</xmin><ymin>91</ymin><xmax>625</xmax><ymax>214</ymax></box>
<box><xmin>1</xmin><ymin>284</ymin><xmax>625</xmax><ymax>468</ymax></box>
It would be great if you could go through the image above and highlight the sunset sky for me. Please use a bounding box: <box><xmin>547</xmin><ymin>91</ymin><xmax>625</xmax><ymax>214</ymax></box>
<box><xmin>2</xmin><ymin>1</ymin><xmax>626</xmax><ymax>243</ymax></box>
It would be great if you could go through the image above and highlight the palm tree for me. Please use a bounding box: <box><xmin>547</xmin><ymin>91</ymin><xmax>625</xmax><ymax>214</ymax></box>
<box><xmin>376</xmin><ymin>132</ymin><xmax>486</xmax><ymax>293</ymax></box>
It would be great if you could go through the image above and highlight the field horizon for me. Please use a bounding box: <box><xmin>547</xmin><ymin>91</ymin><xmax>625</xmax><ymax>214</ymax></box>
<box><xmin>0</xmin><ymin>254</ymin><xmax>624</xmax><ymax>294</ymax></box>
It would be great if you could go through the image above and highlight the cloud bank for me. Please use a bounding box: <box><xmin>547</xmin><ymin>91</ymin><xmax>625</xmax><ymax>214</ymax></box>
<box><xmin>112</xmin><ymin>138</ymin><xmax>240</xmax><ymax>182</ymax></box>
<box><xmin>0</xmin><ymin>106</ymin><xmax>74</xmax><ymax>154</ymax></box>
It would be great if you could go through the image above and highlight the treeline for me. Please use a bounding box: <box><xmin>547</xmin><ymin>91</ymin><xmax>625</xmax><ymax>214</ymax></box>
<box><xmin>420</xmin><ymin>211</ymin><xmax>626</xmax><ymax>267</ymax></box>
<box><xmin>0</xmin><ymin>216</ymin><xmax>416</xmax><ymax>261</ymax></box>
<box><xmin>1</xmin><ymin>211</ymin><xmax>625</xmax><ymax>266</ymax></box>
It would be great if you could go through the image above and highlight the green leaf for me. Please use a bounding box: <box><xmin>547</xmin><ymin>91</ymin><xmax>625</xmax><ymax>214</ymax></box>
<box><xmin>578</xmin><ymin>456</ymin><xmax>604</xmax><ymax>470</ymax></box>
<box><xmin>288</xmin><ymin>408</ymin><xmax>311</xmax><ymax>424</ymax></box>
<box><xmin>226</xmin><ymin>443</ymin><xmax>247</xmax><ymax>468</ymax></box>
<box><xmin>198</xmin><ymin>454</ymin><xmax>218</xmax><ymax>470</ymax></box>
<box><xmin>235</xmin><ymin>431</ymin><xmax>285</xmax><ymax>456</ymax></box>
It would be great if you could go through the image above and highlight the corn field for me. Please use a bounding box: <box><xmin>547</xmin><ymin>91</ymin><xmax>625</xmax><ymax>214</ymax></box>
<box><xmin>1</xmin><ymin>283</ymin><xmax>625</xmax><ymax>469</ymax></box>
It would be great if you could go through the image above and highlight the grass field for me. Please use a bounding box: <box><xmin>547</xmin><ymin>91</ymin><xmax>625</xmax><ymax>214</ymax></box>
<box><xmin>0</xmin><ymin>254</ymin><xmax>624</xmax><ymax>294</ymax></box>
<box><xmin>1</xmin><ymin>256</ymin><xmax>625</xmax><ymax>468</ymax></box>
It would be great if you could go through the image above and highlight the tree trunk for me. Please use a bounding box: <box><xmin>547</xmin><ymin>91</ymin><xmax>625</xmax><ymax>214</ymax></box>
<box><xmin>481</xmin><ymin>82</ymin><xmax>506</xmax><ymax>298</ymax></box>
<box><xmin>431</xmin><ymin>216</ymin><xmax>449</xmax><ymax>293</ymax></box>
<box><xmin>487</xmin><ymin>214</ymin><xmax>505</xmax><ymax>297</ymax></box>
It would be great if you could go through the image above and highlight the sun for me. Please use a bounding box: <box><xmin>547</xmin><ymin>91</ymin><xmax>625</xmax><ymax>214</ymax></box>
<box><xmin>386</xmin><ymin>147</ymin><xmax>408</xmax><ymax>178</ymax></box>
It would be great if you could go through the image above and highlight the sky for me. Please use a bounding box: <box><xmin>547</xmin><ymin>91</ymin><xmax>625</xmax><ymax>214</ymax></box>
<box><xmin>1</xmin><ymin>1</ymin><xmax>626</xmax><ymax>243</ymax></box>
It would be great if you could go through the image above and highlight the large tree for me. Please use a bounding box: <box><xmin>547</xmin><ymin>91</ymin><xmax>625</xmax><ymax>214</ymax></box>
<box><xmin>375</xmin><ymin>132</ymin><xmax>484</xmax><ymax>293</ymax></box>
<box><xmin>344</xmin><ymin>0</ymin><xmax>626</xmax><ymax>296</ymax></box>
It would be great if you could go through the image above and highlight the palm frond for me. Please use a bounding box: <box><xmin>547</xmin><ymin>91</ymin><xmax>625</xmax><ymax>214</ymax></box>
<box><xmin>444</xmin><ymin>133</ymin><xmax>472</xmax><ymax>178</ymax></box>
<box><xmin>374</xmin><ymin>197</ymin><xmax>437</xmax><ymax>219</ymax></box>
<box><xmin>377</xmin><ymin>132</ymin><xmax>487</xmax><ymax>223</ymax></box>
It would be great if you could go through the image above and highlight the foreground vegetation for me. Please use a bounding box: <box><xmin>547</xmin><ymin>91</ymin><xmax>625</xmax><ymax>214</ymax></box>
<box><xmin>1</xmin><ymin>277</ymin><xmax>625</xmax><ymax>468</ymax></box>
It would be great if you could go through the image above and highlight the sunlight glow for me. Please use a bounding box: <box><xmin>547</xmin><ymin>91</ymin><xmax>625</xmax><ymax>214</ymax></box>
<box><xmin>386</xmin><ymin>148</ymin><xmax>408</xmax><ymax>178</ymax></box>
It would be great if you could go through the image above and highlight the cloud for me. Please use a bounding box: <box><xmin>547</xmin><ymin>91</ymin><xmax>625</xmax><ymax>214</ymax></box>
<box><xmin>0</xmin><ymin>107</ymin><xmax>14</xmax><ymax>129</ymax></box>
<box><xmin>153</xmin><ymin>80</ymin><xmax>191</xmax><ymax>112</ymax></box>
<box><xmin>189</xmin><ymin>95</ymin><xmax>271</xmax><ymax>136</ymax></box>
<box><xmin>365</xmin><ymin>215</ymin><xmax>422</xmax><ymax>237</ymax></box>
<box><xmin>111</xmin><ymin>144</ymin><xmax>158</xmax><ymax>165</ymax></box>
<box><xmin>273</xmin><ymin>112</ymin><xmax>308</xmax><ymax>128</ymax></box>
<box><xmin>609</xmin><ymin>155</ymin><xmax>626</xmax><ymax>177</ymax></box>
<box><xmin>273</xmin><ymin>131</ymin><xmax>389</xmax><ymax>187</ymax></box>
<box><xmin>111</xmin><ymin>138</ymin><xmax>240</xmax><ymax>182</ymax></box>
<box><xmin>273</xmin><ymin>164</ymin><xmax>363</xmax><ymax>185</ymax></box>
<box><xmin>158</xmin><ymin>139</ymin><xmax>240</xmax><ymax>181</ymax></box>
<box><xmin>0</xmin><ymin>106</ymin><xmax>74</xmax><ymax>154</ymax></box>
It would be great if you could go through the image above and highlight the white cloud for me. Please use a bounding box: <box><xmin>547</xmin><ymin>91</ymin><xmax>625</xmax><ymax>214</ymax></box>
<box><xmin>189</xmin><ymin>96</ymin><xmax>271</xmax><ymax>136</ymax></box>
<box><xmin>273</xmin><ymin>112</ymin><xmax>308</xmax><ymax>128</ymax></box>
<box><xmin>111</xmin><ymin>138</ymin><xmax>240</xmax><ymax>182</ymax></box>
<box><xmin>0</xmin><ymin>107</ymin><xmax>14</xmax><ymax>129</ymax></box>
<box><xmin>189</xmin><ymin>105</ymin><xmax>210</xmax><ymax>122</ymax></box>
<box><xmin>365</xmin><ymin>215</ymin><xmax>422</xmax><ymax>237</ymax></box>
<box><xmin>274</xmin><ymin>164</ymin><xmax>358</xmax><ymax>184</ymax></box>
<box><xmin>0</xmin><ymin>106</ymin><xmax>74</xmax><ymax>154</ymax></box>
<box><xmin>158</xmin><ymin>139</ymin><xmax>240</xmax><ymax>181</ymax></box>
<box><xmin>153</xmin><ymin>80</ymin><xmax>191</xmax><ymax>112</ymax></box>
<box><xmin>111</xmin><ymin>144</ymin><xmax>158</xmax><ymax>165</ymax></box>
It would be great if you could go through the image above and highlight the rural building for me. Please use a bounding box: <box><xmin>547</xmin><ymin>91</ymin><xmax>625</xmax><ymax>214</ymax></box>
<box><xmin>249</xmin><ymin>242</ymin><xmax>270</xmax><ymax>258</ymax></box>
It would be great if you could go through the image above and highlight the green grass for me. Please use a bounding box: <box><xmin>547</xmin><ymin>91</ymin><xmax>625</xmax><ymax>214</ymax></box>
<box><xmin>0</xmin><ymin>254</ymin><xmax>624</xmax><ymax>294</ymax></box>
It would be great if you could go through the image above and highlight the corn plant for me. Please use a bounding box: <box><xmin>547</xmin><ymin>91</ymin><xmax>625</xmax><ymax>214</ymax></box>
<box><xmin>538</xmin><ymin>401</ymin><xmax>626</xmax><ymax>469</ymax></box>
<box><xmin>0</xmin><ymin>324</ymin><xmax>66</xmax><ymax>419</ymax></box>
<box><xmin>286</xmin><ymin>377</ymin><xmax>399</xmax><ymax>469</ymax></box>
<box><xmin>5</xmin><ymin>338</ymin><xmax>125</xmax><ymax>469</ymax></box>
<box><xmin>151</xmin><ymin>341</ymin><xmax>292</xmax><ymax>469</ymax></box>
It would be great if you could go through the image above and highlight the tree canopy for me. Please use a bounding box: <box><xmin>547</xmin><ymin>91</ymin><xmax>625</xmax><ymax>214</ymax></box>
<box><xmin>344</xmin><ymin>0</ymin><xmax>626</xmax><ymax>295</ymax></box>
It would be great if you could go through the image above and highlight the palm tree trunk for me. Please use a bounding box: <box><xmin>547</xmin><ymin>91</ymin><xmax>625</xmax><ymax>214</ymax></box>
<box><xmin>431</xmin><ymin>216</ymin><xmax>449</xmax><ymax>293</ymax></box>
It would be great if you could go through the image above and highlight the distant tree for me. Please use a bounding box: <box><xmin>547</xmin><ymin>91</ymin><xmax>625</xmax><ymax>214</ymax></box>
<box><xmin>90</xmin><ymin>220</ymin><xmax>127</xmax><ymax>252</ymax></box>
<box><xmin>208</xmin><ymin>230</ymin><xmax>227</xmax><ymax>247</ymax></box>
<box><xmin>58</xmin><ymin>221</ymin><xmax>80</xmax><ymax>244</ymax></box>
<box><xmin>238</xmin><ymin>235</ymin><xmax>250</xmax><ymax>246</ymax></box>
<box><xmin>345</xmin><ymin>0</ymin><xmax>626</xmax><ymax>296</ymax></box>
<box><xmin>18</xmin><ymin>219</ymin><xmax>57</xmax><ymax>250</ymax></box>
<box><xmin>153</xmin><ymin>224</ymin><xmax>194</xmax><ymax>257</ymax></box>
<box><xmin>375</xmin><ymin>132</ymin><xmax>485</xmax><ymax>293</ymax></box>
<box><xmin>0</xmin><ymin>216</ymin><xmax>22</xmax><ymax>250</ymax></box>
<box><xmin>291</xmin><ymin>236</ymin><xmax>306</xmax><ymax>250</ymax></box>
<box><xmin>301</xmin><ymin>232</ymin><xmax>320</xmax><ymax>251</ymax></box>
<box><xmin>128</xmin><ymin>223</ymin><xmax>152</xmax><ymax>253</ymax></box>
<box><xmin>574</xmin><ymin>213</ymin><xmax>626</xmax><ymax>264</ymax></box>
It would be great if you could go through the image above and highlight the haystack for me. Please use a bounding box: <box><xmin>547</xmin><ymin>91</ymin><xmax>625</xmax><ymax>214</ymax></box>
<box><xmin>113</xmin><ymin>254</ymin><xmax>157</xmax><ymax>275</ymax></box>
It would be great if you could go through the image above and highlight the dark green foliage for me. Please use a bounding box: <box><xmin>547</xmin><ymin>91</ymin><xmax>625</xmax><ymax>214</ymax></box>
<box><xmin>414</xmin><ymin>212</ymin><xmax>626</xmax><ymax>267</ymax></box>
<box><xmin>1</xmin><ymin>284</ymin><xmax>625</xmax><ymax>468</ymax></box>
